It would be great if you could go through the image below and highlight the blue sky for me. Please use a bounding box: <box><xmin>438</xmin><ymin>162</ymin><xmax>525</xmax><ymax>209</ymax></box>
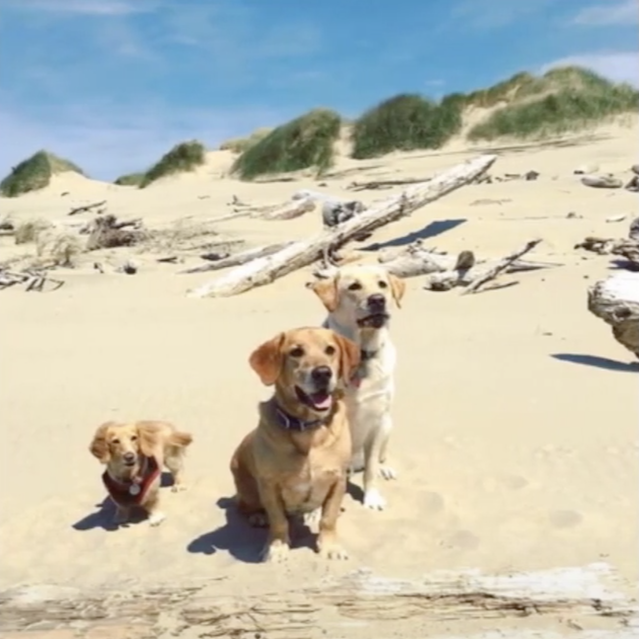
<box><xmin>1</xmin><ymin>0</ymin><xmax>637</xmax><ymax>180</ymax></box>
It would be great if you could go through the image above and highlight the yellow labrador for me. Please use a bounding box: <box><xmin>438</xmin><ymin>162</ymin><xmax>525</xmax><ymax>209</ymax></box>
<box><xmin>310</xmin><ymin>264</ymin><xmax>405</xmax><ymax>511</ymax></box>
<box><xmin>230</xmin><ymin>327</ymin><xmax>360</xmax><ymax>563</ymax></box>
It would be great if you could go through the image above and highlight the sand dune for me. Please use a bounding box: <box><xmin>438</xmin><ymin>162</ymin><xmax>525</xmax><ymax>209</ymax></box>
<box><xmin>0</xmin><ymin>123</ymin><xmax>637</xmax><ymax>637</ymax></box>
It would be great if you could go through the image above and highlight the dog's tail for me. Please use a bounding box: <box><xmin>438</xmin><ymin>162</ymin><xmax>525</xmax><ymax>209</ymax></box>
<box><xmin>169</xmin><ymin>431</ymin><xmax>193</xmax><ymax>448</ymax></box>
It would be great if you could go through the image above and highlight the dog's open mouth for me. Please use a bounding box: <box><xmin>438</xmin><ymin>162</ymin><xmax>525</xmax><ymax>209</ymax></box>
<box><xmin>295</xmin><ymin>386</ymin><xmax>333</xmax><ymax>411</ymax></box>
<box><xmin>357</xmin><ymin>313</ymin><xmax>390</xmax><ymax>329</ymax></box>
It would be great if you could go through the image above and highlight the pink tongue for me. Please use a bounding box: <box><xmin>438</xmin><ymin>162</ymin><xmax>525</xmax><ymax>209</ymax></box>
<box><xmin>310</xmin><ymin>393</ymin><xmax>332</xmax><ymax>409</ymax></box>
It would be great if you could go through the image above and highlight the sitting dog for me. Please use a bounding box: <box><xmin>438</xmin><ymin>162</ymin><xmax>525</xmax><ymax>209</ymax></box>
<box><xmin>230</xmin><ymin>327</ymin><xmax>360</xmax><ymax>563</ymax></box>
<box><xmin>309</xmin><ymin>264</ymin><xmax>406</xmax><ymax>511</ymax></box>
<box><xmin>89</xmin><ymin>420</ymin><xmax>193</xmax><ymax>526</ymax></box>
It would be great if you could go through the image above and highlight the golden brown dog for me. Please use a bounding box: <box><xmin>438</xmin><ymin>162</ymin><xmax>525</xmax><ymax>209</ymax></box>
<box><xmin>230</xmin><ymin>327</ymin><xmax>360</xmax><ymax>563</ymax></box>
<box><xmin>89</xmin><ymin>420</ymin><xmax>193</xmax><ymax>526</ymax></box>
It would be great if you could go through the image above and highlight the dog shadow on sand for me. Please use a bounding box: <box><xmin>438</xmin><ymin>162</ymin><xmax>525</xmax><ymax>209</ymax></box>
<box><xmin>72</xmin><ymin>472</ymin><xmax>176</xmax><ymax>532</ymax></box>
<box><xmin>187</xmin><ymin>496</ymin><xmax>342</xmax><ymax>564</ymax></box>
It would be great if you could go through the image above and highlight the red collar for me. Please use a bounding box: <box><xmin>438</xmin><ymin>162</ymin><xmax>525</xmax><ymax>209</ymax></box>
<box><xmin>102</xmin><ymin>456</ymin><xmax>160</xmax><ymax>506</ymax></box>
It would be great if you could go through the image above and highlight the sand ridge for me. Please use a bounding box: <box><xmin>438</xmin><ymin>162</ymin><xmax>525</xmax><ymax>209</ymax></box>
<box><xmin>0</xmin><ymin>123</ymin><xmax>637</xmax><ymax>636</ymax></box>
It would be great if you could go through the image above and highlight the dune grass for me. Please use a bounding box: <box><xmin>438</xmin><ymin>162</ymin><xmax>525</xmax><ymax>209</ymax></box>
<box><xmin>350</xmin><ymin>93</ymin><xmax>464</xmax><ymax>159</ymax></box>
<box><xmin>232</xmin><ymin>109</ymin><xmax>341</xmax><ymax>180</ymax></box>
<box><xmin>468</xmin><ymin>67</ymin><xmax>639</xmax><ymax>141</ymax></box>
<box><xmin>0</xmin><ymin>151</ymin><xmax>84</xmax><ymax>198</ymax></box>
<box><xmin>139</xmin><ymin>140</ymin><xmax>206</xmax><ymax>188</ymax></box>
<box><xmin>219</xmin><ymin>127</ymin><xmax>273</xmax><ymax>154</ymax></box>
<box><xmin>114</xmin><ymin>172</ymin><xmax>145</xmax><ymax>187</ymax></box>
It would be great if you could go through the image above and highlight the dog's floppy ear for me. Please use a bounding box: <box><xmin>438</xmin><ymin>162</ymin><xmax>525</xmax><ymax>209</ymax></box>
<box><xmin>89</xmin><ymin>422</ymin><xmax>114</xmax><ymax>463</ymax></box>
<box><xmin>136</xmin><ymin>421</ymin><xmax>160</xmax><ymax>457</ymax></box>
<box><xmin>335</xmin><ymin>334</ymin><xmax>361</xmax><ymax>383</ymax></box>
<box><xmin>249</xmin><ymin>333</ymin><xmax>285</xmax><ymax>386</ymax></box>
<box><xmin>310</xmin><ymin>276</ymin><xmax>339</xmax><ymax>312</ymax></box>
<box><xmin>389</xmin><ymin>273</ymin><xmax>406</xmax><ymax>308</ymax></box>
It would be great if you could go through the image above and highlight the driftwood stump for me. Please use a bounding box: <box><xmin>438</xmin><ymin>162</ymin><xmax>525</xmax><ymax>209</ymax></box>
<box><xmin>86</xmin><ymin>215</ymin><xmax>146</xmax><ymax>251</ymax></box>
<box><xmin>588</xmin><ymin>272</ymin><xmax>639</xmax><ymax>358</ymax></box>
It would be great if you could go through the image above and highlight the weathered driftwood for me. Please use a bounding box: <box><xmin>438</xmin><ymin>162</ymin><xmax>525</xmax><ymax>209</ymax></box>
<box><xmin>347</xmin><ymin>176</ymin><xmax>431</xmax><ymax>191</ymax></box>
<box><xmin>581</xmin><ymin>174</ymin><xmax>623</xmax><ymax>189</ymax></box>
<box><xmin>575</xmin><ymin>237</ymin><xmax>639</xmax><ymax>267</ymax></box>
<box><xmin>588</xmin><ymin>272</ymin><xmax>639</xmax><ymax>357</ymax></box>
<box><xmin>187</xmin><ymin>154</ymin><xmax>498</xmax><ymax>298</ymax></box>
<box><xmin>0</xmin><ymin>563</ymin><xmax>635</xmax><ymax>637</ymax></box>
<box><xmin>0</xmin><ymin>268</ymin><xmax>64</xmax><ymax>292</ymax></box>
<box><xmin>379</xmin><ymin>240</ymin><xmax>556</xmax><ymax>281</ymax></box>
<box><xmin>68</xmin><ymin>200</ymin><xmax>107</xmax><ymax>216</ymax></box>
<box><xmin>631</xmin><ymin>164</ymin><xmax>639</xmax><ymax>176</ymax></box>
<box><xmin>626</xmin><ymin>175</ymin><xmax>639</xmax><ymax>191</ymax></box>
<box><xmin>181</xmin><ymin>242</ymin><xmax>293</xmax><ymax>274</ymax></box>
<box><xmin>630</xmin><ymin>216</ymin><xmax>639</xmax><ymax>242</ymax></box>
<box><xmin>86</xmin><ymin>215</ymin><xmax>146</xmax><ymax>251</ymax></box>
<box><xmin>215</xmin><ymin>197</ymin><xmax>316</xmax><ymax>223</ymax></box>
<box><xmin>462</xmin><ymin>238</ymin><xmax>543</xmax><ymax>294</ymax></box>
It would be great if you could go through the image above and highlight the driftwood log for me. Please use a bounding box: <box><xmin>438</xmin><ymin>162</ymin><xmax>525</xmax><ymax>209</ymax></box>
<box><xmin>187</xmin><ymin>154</ymin><xmax>497</xmax><ymax>298</ymax></box>
<box><xmin>0</xmin><ymin>563</ymin><xmax>635</xmax><ymax>638</ymax></box>
<box><xmin>0</xmin><ymin>268</ymin><xmax>64</xmax><ymax>292</ymax></box>
<box><xmin>181</xmin><ymin>242</ymin><xmax>293</xmax><ymax>274</ymax></box>
<box><xmin>581</xmin><ymin>174</ymin><xmax>623</xmax><ymax>189</ymax></box>
<box><xmin>347</xmin><ymin>176</ymin><xmax>431</xmax><ymax>191</ymax></box>
<box><xmin>68</xmin><ymin>200</ymin><xmax>107</xmax><ymax>216</ymax></box>
<box><xmin>215</xmin><ymin>197</ymin><xmax>316</xmax><ymax>223</ymax></box>
<box><xmin>588</xmin><ymin>272</ymin><xmax>639</xmax><ymax>358</ymax></box>
<box><xmin>575</xmin><ymin>217</ymin><xmax>639</xmax><ymax>268</ymax></box>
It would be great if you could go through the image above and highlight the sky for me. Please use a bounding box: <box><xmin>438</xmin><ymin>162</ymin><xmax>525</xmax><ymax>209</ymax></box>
<box><xmin>1</xmin><ymin>0</ymin><xmax>637</xmax><ymax>181</ymax></box>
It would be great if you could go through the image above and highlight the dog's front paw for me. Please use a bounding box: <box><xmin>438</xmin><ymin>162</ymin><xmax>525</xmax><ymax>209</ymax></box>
<box><xmin>318</xmin><ymin>540</ymin><xmax>349</xmax><ymax>560</ymax></box>
<box><xmin>379</xmin><ymin>465</ymin><xmax>397</xmax><ymax>480</ymax></box>
<box><xmin>363</xmin><ymin>488</ymin><xmax>386</xmax><ymax>511</ymax></box>
<box><xmin>260</xmin><ymin>540</ymin><xmax>290</xmax><ymax>563</ymax></box>
<box><xmin>113</xmin><ymin>508</ymin><xmax>130</xmax><ymax>525</ymax></box>
<box><xmin>148</xmin><ymin>511</ymin><xmax>166</xmax><ymax>527</ymax></box>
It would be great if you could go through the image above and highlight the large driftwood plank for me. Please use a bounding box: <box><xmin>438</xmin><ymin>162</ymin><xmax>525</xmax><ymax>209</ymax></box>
<box><xmin>588</xmin><ymin>272</ymin><xmax>639</xmax><ymax>357</ymax></box>
<box><xmin>180</xmin><ymin>242</ymin><xmax>293</xmax><ymax>274</ymax></box>
<box><xmin>187</xmin><ymin>154</ymin><xmax>497</xmax><ymax>298</ymax></box>
<box><xmin>0</xmin><ymin>563</ymin><xmax>635</xmax><ymax>638</ymax></box>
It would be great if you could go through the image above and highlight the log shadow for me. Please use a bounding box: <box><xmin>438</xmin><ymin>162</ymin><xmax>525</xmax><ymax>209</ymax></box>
<box><xmin>361</xmin><ymin>218</ymin><xmax>466</xmax><ymax>251</ymax></box>
<box><xmin>551</xmin><ymin>353</ymin><xmax>639</xmax><ymax>372</ymax></box>
<box><xmin>72</xmin><ymin>472</ymin><xmax>176</xmax><ymax>532</ymax></box>
<box><xmin>186</xmin><ymin>497</ymin><xmax>316</xmax><ymax>564</ymax></box>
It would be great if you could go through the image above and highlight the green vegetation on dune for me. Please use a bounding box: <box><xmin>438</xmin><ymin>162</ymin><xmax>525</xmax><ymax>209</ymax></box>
<box><xmin>232</xmin><ymin>109</ymin><xmax>341</xmax><ymax>180</ymax></box>
<box><xmin>114</xmin><ymin>172</ymin><xmax>145</xmax><ymax>187</ymax></box>
<box><xmin>350</xmin><ymin>94</ymin><xmax>464</xmax><ymax>159</ymax></box>
<box><xmin>0</xmin><ymin>151</ymin><xmax>84</xmax><ymax>198</ymax></box>
<box><xmin>139</xmin><ymin>140</ymin><xmax>206</xmax><ymax>188</ymax></box>
<box><xmin>468</xmin><ymin>68</ymin><xmax>639</xmax><ymax>141</ymax></box>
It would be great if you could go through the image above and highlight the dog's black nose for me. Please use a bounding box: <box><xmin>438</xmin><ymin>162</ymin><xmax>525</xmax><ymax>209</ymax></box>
<box><xmin>311</xmin><ymin>366</ymin><xmax>332</xmax><ymax>385</ymax></box>
<box><xmin>123</xmin><ymin>452</ymin><xmax>136</xmax><ymax>463</ymax></box>
<box><xmin>368</xmin><ymin>293</ymin><xmax>386</xmax><ymax>310</ymax></box>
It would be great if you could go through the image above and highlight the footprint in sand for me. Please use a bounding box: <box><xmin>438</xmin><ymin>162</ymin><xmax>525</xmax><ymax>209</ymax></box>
<box><xmin>444</xmin><ymin>529</ymin><xmax>481</xmax><ymax>550</ymax></box>
<box><xmin>549</xmin><ymin>509</ymin><xmax>583</xmax><ymax>528</ymax></box>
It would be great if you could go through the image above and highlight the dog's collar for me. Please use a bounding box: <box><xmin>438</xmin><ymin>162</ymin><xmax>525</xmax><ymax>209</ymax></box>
<box><xmin>102</xmin><ymin>455</ymin><xmax>160</xmax><ymax>507</ymax></box>
<box><xmin>274</xmin><ymin>403</ymin><xmax>329</xmax><ymax>432</ymax></box>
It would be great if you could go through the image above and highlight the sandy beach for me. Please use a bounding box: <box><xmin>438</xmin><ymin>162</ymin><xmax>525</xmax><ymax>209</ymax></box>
<box><xmin>1</xmin><ymin>122</ymin><xmax>637</xmax><ymax>637</ymax></box>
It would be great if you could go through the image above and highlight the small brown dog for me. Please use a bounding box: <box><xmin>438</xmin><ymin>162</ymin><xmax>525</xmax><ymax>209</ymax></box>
<box><xmin>89</xmin><ymin>420</ymin><xmax>193</xmax><ymax>527</ymax></box>
<box><xmin>231</xmin><ymin>327</ymin><xmax>360</xmax><ymax>563</ymax></box>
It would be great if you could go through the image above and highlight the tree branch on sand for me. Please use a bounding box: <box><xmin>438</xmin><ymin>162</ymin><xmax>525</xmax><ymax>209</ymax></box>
<box><xmin>574</xmin><ymin>217</ymin><xmax>639</xmax><ymax>268</ymax></box>
<box><xmin>186</xmin><ymin>153</ymin><xmax>497</xmax><ymax>298</ymax></box>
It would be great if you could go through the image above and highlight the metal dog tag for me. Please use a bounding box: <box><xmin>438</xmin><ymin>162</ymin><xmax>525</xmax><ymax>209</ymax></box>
<box><xmin>129</xmin><ymin>484</ymin><xmax>141</xmax><ymax>496</ymax></box>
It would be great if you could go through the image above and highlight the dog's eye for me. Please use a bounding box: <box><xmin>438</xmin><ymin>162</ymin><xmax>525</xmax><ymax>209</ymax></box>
<box><xmin>131</xmin><ymin>435</ymin><xmax>138</xmax><ymax>441</ymax></box>
<box><xmin>325</xmin><ymin>345</ymin><xmax>336</xmax><ymax>355</ymax></box>
<box><xmin>378</xmin><ymin>280</ymin><xmax>388</xmax><ymax>288</ymax></box>
<box><xmin>112</xmin><ymin>438</ymin><xmax>120</xmax><ymax>445</ymax></box>
<box><xmin>348</xmin><ymin>282</ymin><xmax>362</xmax><ymax>291</ymax></box>
<box><xmin>289</xmin><ymin>346</ymin><xmax>304</xmax><ymax>357</ymax></box>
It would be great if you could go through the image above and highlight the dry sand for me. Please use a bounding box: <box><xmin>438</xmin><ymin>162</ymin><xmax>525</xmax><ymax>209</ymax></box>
<box><xmin>0</xmin><ymin>122</ymin><xmax>637</xmax><ymax>637</ymax></box>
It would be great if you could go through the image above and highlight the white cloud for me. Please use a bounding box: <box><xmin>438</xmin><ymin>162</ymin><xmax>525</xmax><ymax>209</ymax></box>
<box><xmin>4</xmin><ymin>0</ymin><xmax>157</xmax><ymax>16</ymax></box>
<box><xmin>572</xmin><ymin>0</ymin><xmax>638</xmax><ymax>26</ymax></box>
<box><xmin>541</xmin><ymin>51</ymin><xmax>639</xmax><ymax>87</ymax></box>
<box><xmin>0</xmin><ymin>102</ymin><xmax>291</xmax><ymax>181</ymax></box>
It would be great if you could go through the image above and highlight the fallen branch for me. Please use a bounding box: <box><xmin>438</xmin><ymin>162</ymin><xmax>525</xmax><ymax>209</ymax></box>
<box><xmin>347</xmin><ymin>176</ymin><xmax>430</xmax><ymax>191</ymax></box>
<box><xmin>68</xmin><ymin>200</ymin><xmax>107</xmax><ymax>216</ymax></box>
<box><xmin>181</xmin><ymin>242</ymin><xmax>293</xmax><ymax>274</ymax></box>
<box><xmin>588</xmin><ymin>272</ymin><xmax>639</xmax><ymax>357</ymax></box>
<box><xmin>380</xmin><ymin>240</ymin><xmax>558</xmax><ymax>281</ymax></box>
<box><xmin>188</xmin><ymin>154</ymin><xmax>497</xmax><ymax>298</ymax></box>
<box><xmin>461</xmin><ymin>239</ymin><xmax>543</xmax><ymax>294</ymax></box>
<box><xmin>0</xmin><ymin>268</ymin><xmax>64</xmax><ymax>292</ymax></box>
<box><xmin>575</xmin><ymin>231</ymin><xmax>639</xmax><ymax>268</ymax></box>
